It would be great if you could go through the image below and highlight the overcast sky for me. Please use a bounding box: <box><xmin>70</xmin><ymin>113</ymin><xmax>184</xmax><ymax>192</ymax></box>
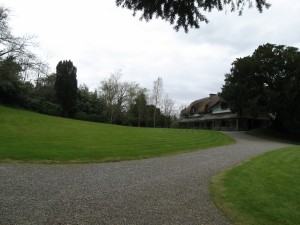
<box><xmin>2</xmin><ymin>0</ymin><xmax>300</xmax><ymax>109</ymax></box>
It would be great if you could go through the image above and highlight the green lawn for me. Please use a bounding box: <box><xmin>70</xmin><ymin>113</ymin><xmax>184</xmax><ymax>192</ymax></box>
<box><xmin>211</xmin><ymin>146</ymin><xmax>300</xmax><ymax>225</ymax></box>
<box><xmin>0</xmin><ymin>105</ymin><xmax>235</xmax><ymax>163</ymax></box>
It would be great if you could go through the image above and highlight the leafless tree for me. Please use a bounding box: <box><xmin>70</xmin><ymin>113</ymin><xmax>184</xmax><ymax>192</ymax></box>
<box><xmin>99</xmin><ymin>71</ymin><xmax>120</xmax><ymax>123</ymax></box>
<box><xmin>0</xmin><ymin>7</ymin><xmax>47</xmax><ymax>80</ymax></box>
<box><xmin>99</xmin><ymin>70</ymin><xmax>140</xmax><ymax>124</ymax></box>
<box><xmin>162</xmin><ymin>94</ymin><xmax>175</xmax><ymax>127</ymax></box>
<box><xmin>151</xmin><ymin>77</ymin><xmax>163</xmax><ymax>127</ymax></box>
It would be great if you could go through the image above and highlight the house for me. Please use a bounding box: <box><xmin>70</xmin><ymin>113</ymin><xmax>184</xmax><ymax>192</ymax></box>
<box><xmin>180</xmin><ymin>94</ymin><xmax>270</xmax><ymax>131</ymax></box>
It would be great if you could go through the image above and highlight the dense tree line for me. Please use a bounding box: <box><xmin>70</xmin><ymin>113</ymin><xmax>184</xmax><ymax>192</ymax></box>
<box><xmin>76</xmin><ymin>72</ymin><xmax>176</xmax><ymax>127</ymax></box>
<box><xmin>0</xmin><ymin>57</ymin><xmax>177</xmax><ymax>127</ymax></box>
<box><xmin>7</xmin><ymin>4</ymin><xmax>299</xmax><ymax>132</ymax></box>
<box><xmin>0</xmin><ymin>6</ymin><xmax>177</xmax><ymax>127</ymax></box>
<box><xmin>221</xmin><ymin>43</ymin><xmax>300</xmax><ymax>131</ymax></box>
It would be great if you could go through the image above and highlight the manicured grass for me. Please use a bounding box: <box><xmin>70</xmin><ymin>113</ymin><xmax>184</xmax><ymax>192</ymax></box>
<box><xmin>247</xmin><ymin>128</ymin><xmax>300</xmax><ymax>145</ymax></box>
<box><xmin>0</xmin><ymin>105</ymin><xmax>235</xmax><ymax>163</ymax></box>
<box><xmin>211</xmin><ymin>146</ymin><xmax>300</xmax><ymax>225</ymax></box>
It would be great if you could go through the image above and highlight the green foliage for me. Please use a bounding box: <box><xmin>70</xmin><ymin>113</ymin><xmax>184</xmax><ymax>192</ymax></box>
<box><xmin>0</xmin><ymin>105</ymin><xmax>234</xmax><ymax>163</ymax></box>
<box><xmin>34</xmin><ymin>73</ymin><xmax>57</xmax><ymax>103</ymax></box>
<box><xmin>0</xmin><ymin>7</ymin><xmax>49</xmax><ymax>108</ymax></box>
<box><xmin>77</xmin><ymin>84</ymin><xmax>105</xmax><ymax>116</ymax></box>
<box><xmin>0</xmin><ymin>56</ymin><xmax>24</xmax><ymax>104</ymax></box>
<box><xmin>144</xmin><ymin>104</ymin><xmax>164</xmax><ymax>127</ymax></box>
<box><xmin>128</xmin><ymin>91</ymin><xmax>147</xmax><ymax>126</ymax></box>
<box><xmin>180</xmin><ymin>107</ymin><xmax>189</xmax><ymax>119</ymax></box>
<box><xmin>222</xmin><ymin>43</ymin><xmax>300</xmax><ymax>130</ymax></box>
<box><xmin>55</xmin><ymin>60</ymin><xmax>78</xmax><ymax>117</ymax></box>
<box><xmin>0</xmin><ymin>57</ymin><xmax>59</xmax><ymax>115</ymax></box>
<box><xmin>74</xmin><ymin>111</ymin><xmax>106</xmax><ymax>123</ymax></box>
<box><xmin>23</xmin><ymin>98</ymin><xmax>61</xmax><ymax>116</ymax></box>
<box><xmin>116</xmin><ymin>0</ymin><xmax>270</xmax><ymax>32</ymax></box>
<box><xmin>211</xmin><ymin>147</ymin><xmax>300</xmax><ymax>225</ymax></box>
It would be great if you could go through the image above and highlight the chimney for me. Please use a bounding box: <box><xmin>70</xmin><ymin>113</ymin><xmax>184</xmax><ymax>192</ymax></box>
<box><xmin>209</xmin><ymin>93</ymin><xmax>216</xmax><ymax>98</ymax></box>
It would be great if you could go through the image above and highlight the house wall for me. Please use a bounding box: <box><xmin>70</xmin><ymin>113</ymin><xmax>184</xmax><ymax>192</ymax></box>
<box><xmin>181</xmin><ymin>119</ymin><xmax>238</xmax><ymax>131</ymax></box>
<box><xmin>180</xmin><ymin>118</ymin><xmax>270</xmax><ymax>131</ymax></box>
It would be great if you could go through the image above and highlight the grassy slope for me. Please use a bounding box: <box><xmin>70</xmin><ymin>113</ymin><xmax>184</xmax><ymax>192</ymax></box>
<box><xmin>211</xmin><ymin>146</ymin><xmax>300</xmax><ymax>225</ymax></box>
<box><xmin>0</xmin><ymin>105</ymin><xmax>235</xmax><ymax>163</ymax></box>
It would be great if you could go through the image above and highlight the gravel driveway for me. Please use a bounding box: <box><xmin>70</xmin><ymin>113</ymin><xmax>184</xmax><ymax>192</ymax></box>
<box><xmin>0</xmin><ymin>132</ymin><xmax>291</xmax><ymax>225</ymax></box>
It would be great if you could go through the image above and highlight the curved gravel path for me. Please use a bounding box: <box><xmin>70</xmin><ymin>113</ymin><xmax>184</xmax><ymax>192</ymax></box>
<box><xmin>0</xmin><ymin>132</ymin><xmax>291</xmax><ymax>225</ymax></box>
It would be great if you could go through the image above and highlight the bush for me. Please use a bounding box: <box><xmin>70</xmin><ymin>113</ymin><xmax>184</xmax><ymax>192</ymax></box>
<box><xmin>74</xmin><ymin>111</ymin><xmax>106</xmax><ymax>123</ymax></box>
<box><xmin>23</xmin><ymin>98</ymin><xmax>62</xmax><ymax>116</ymax></box>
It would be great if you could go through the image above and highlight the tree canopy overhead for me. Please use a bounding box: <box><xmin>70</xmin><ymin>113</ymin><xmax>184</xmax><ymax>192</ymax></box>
<box><xmin>116</xmin><ymin>0</ymin><xmax>270</xmax><ymax>32</ymax></box>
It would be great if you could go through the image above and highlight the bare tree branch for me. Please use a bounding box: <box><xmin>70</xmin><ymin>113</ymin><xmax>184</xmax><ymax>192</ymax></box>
<box><xmin>0</xmin><ymin>6</ymin><xmax>48</xmax><ymax>80</ymax></box>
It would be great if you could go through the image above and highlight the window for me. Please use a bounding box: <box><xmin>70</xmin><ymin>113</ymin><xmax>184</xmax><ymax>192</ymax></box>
<box><xmin>191</xmin><ymin>106</ymin><xmax>196</xmax><ymax>114</ymax></box>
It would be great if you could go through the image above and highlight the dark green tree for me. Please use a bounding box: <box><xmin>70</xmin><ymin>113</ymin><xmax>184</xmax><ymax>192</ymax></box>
<box><xmin>76</xmin><ymin>84</ymin><xmax>106</xmax><ymax>122</ymax></box>
<box><xmin>222</xmin><ymin>43</ymin><xmax>300</xmax><ymax>130</ymax></box>
<box><xmin>0</xmin><ymin>56</ymin><xmax>22</xmax><ymax>104</ymax></box>
<box><xmin>145</xmin><ymin>104</ymin><xmax>164</xmax><ymax>127</ymax></box>
<box><xmin>55</xmin><ymin>60</ymin><xmax>78</xmax><ymax>117</ymax></box>
<box><xmin>77</xmin><ymin>84</ymin><xmax>93</xmax><ymax>114</ymax></box>
<box><xmin>135</xmin><ymin>91</ymin><xmax>147</xmax><ymax>127</ymax></box>
<box><xmin>128</xmin><ymin>91</ymin><xmax>147</xmax><ymax>127</ymax></box>
<box><xmin>116</xmin><ymin>0</ymin><xmax>270</xmax><ymax>32</ymax></box>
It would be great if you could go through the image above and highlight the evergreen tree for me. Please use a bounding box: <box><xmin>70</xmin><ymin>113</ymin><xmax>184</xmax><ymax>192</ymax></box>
<box><xmin>55</xmin><ymin>60</ymin><xmax>78</xmax><ymax>117</ymax></box>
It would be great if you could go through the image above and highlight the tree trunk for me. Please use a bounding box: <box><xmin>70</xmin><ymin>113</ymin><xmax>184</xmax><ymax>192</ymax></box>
<box><xmin>153</xmin><ymin>108</ymin><xmax>157</xmax><ymax>128</ymax></box>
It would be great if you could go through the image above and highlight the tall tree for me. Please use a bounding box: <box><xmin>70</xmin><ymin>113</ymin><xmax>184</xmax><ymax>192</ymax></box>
<box><xmin>179</xmin><ymin>104</ymin><xmax>189</xmax><ymax>119</ymax></box>
<box><xmin>77</xmin><ymin>84</ymin><xmax>93</xmax><ymax>114</ymax></box>
<box><xmin>99</xmin><ymin>71</ymin><xmax>140</xmax><ymax>124</ymax></box>
<box><xmin>151</xmin><ymin>77</ymin><xmax>163</xmax><ymax>127</ymax></box>
<box><xmin>116</xmin><ymin>0</ymin><xmax>270</xmax><ymax>32</ymax></box>
<box><xmin>55</xmin><ymin>60</ymin><xmax>78</xmax><ymax>117</ymax></box>
<box><xmin>128</xmin><ymin>88</ymin><xmax>148</xmax><ymax>127</ymax></box>
<box><xmin>0</xmin><ymin>56</ymin><xmax>22</xmax><ymax>103</ymax></box>
<box><xmin>76</xmin><ymin>84</ymin><xmax>106</xmax><ymax>121</ymax></box>
<box><xmin>99</xmin><ymin>71</ymin><xmax>122</xmax><ymax>124</ymax></box>
<box><xmin>135</xmin><ymin>89</ymin><xmax>148</xmax><ymax>127</ymax></box>
<box><xmin>162</xmin><ymin>94</ymin><xmax>175</xmax><ymax>128</ymax></box>
<box><xmin>221</xmin><ymin>43</ymin><xmax>300</xmax><ymax>130</ymax></box>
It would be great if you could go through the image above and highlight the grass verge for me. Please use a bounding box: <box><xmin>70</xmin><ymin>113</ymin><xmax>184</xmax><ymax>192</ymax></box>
<box><xmin>211</xmin><ymin>146</ymin><xmax>300</xmax><ymax>225</ymax></box>
<box><xmin>0</xmin><ymin>105</ymin><xmax>235</xmax><ymax>163</ymax></box>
